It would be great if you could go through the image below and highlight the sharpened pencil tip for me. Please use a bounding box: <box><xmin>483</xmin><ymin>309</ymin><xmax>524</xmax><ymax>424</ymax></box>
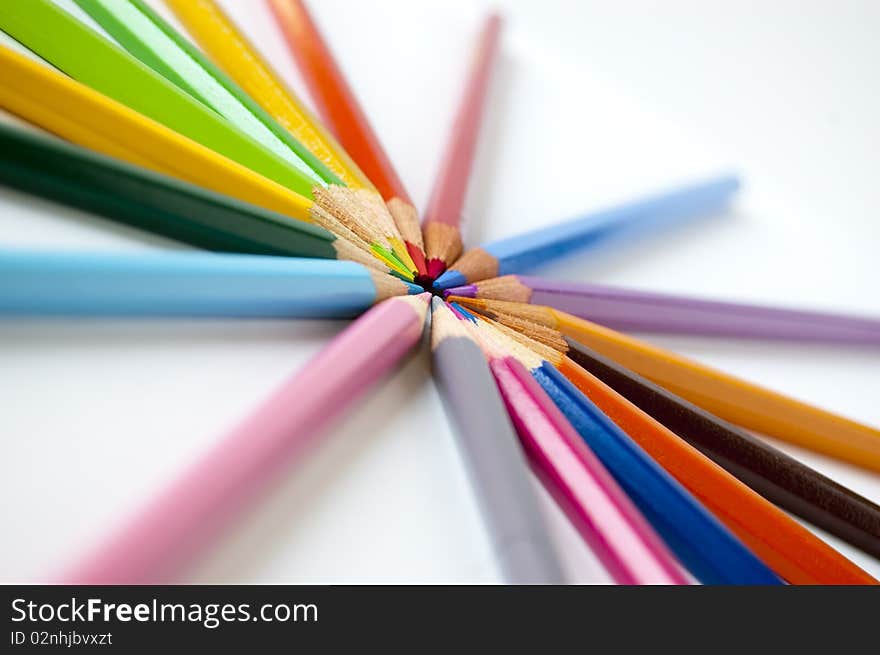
<box><xmin>425</xmin><ymin>259</ymin><xmax>446</xmax><ymax>280</ymax></box>
<box><xmin>433</xmin><ymin>269</ymin><xmax>465</xmax><ymax>290</ymax></box>
<box><xmin>443</xmin><ymin>285</ymin><xmax>477</xmax><ymax>299</ymax></box>
<box><xmin>430</xmin><ymin>296</ymin><xmax>444</xmax><ymax>312</ymax></box>
<box><xmin>405</xmin><ymin>282</ymin><xmax>425</xmax><ymax>295</ymax></box>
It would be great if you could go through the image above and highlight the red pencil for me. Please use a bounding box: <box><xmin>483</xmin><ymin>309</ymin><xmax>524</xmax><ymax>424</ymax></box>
<box><xmin>423</xmin><ymin>14</ymin><xmax>503</xmax><ymax>279</ymax></box>
<box><xmin>268</xmin><ymin>0</ymin><xmax>428</xmax><ymax>278</ymax></box>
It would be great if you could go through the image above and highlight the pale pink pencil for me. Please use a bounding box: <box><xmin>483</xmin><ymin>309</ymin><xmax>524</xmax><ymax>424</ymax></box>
<box><xmin>61</xmin><ymin>294</ymin><xmax>430</xmax><ymax>584</ymax></box>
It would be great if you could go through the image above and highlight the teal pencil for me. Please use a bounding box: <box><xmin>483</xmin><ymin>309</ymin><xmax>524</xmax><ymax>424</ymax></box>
<box><xmin>0</xmin><ymin>250</ymin><xmax>421</xmax><ymax>318</ymax></box>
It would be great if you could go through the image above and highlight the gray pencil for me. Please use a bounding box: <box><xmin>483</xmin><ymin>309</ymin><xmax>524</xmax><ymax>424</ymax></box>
<box><xmin>430</xmin><ymin>297</ymin><xmax>566</xmax><ymax>584</ymax></box>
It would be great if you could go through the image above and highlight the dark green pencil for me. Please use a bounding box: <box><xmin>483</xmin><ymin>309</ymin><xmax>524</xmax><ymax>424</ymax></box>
<box><xmin>0</xmin><ymin>120</ymin><xmax>364</xmax><ymax>262</ymax></box>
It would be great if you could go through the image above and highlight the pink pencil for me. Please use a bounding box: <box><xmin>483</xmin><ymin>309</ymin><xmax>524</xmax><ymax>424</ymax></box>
<box><xmin>488</xmin><ymin>354</ymin><xmax>689</xmax><ymax>585</ymax></box>
<box><xmin>422</xmin><ymin>13</ymin><xmax>503</xmax><ymax>279</ymax></box>
<box><xmin>61</xmin><ymin>294</ymin><xmax>430</xmax><ymax>584</ymax></box>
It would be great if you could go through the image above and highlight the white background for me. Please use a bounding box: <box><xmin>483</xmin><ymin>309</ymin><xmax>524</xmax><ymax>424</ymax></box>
<box><xmin>0</xmin><ymin>0</ymin><xmax>878</xmax><ymax>583</ymax></box>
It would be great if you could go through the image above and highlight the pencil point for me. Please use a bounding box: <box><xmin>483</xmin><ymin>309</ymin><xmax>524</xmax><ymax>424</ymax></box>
<box><xmin>406</xmin><ymin>241</ymin><xmax>429</xmax><ymax>278</ymax></box>
<box><xmin>433</xmin><ymin>269</ymin><xmax>465</xmax><ymax>290</ymax></box>
<box><xmin>405</xmin><ymin>281</ymin><xmax>425</xmax><ymax>295</ymax></box>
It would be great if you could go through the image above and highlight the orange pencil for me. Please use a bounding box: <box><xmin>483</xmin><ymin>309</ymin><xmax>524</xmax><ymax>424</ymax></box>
<box><xmin>268</xmin><ymin>0</ymin><xmax>427</xmax><ymax>278</ymax></box>
<box><xmin>422</xmin><ymin>14</ymin><xmax>503</xmax><ymax>279</ymax></box>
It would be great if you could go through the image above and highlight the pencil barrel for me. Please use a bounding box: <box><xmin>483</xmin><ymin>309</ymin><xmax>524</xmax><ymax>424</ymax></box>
<box><xmin>0</xmin><ymin>123</ymin><xmax>337</xmax><ymax>259</ymax></box>
<box><xmin>525</xmin><ymin>278</ymin><xmax>880</xmax><ymax>345</ymax></box>
<box><xmin>59</xmin><ymin>296</ymin><xmax>428</xmax><ymax>583</ymax></box>
<box><xmin>0</xmin><ymin>0</ymin><xmax>321</xmax><ymax>197</ymax></box>
<box><xmin>0</xmin><ymin>251</ymin><xmax>378</xmax><ymax>318</ymax></box>
<box><xmin>433</xmin><ymin>337</ymin><xmax>565</xmax><ymax>584</ymax></box>
<box><xmin>534</xmin><ymin>363</ymin><xmax>782</xmax><ymax>585</ymax></box>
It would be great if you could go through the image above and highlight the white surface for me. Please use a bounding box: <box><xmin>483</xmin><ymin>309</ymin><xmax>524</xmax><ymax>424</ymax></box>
<box><xmin>0</xmin><ymin>0</ymin><xmax>878</xmax><ymax>583</ymax></box>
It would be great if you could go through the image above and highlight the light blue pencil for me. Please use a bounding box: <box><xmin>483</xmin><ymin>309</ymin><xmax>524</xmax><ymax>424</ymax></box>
<box><xmin>433</xmin><ymin>174</ymin><xmax>740</xmax><ymax>289</ymax></box>
<box><xmin>0</xmin><ymin>250</ymin><xmax>421</xmax><ymax>318</ymax></box>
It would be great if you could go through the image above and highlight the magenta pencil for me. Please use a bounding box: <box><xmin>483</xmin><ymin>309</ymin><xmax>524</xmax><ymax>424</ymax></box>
<box><xmin>489</xmin><ymin>355</ymin><xmax>689</xmax><ymax>584</ymax></box>
<box><xmin>60</xmin><ymin>294</ymin><xmax>430</xmax><ymax>584</ymax></box>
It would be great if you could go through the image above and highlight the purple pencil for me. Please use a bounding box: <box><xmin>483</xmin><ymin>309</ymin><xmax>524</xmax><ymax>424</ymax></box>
<box><xmin>445</xmin><ymin>275</ymin><xmax>880</xmax><ymax>345</ymax></box>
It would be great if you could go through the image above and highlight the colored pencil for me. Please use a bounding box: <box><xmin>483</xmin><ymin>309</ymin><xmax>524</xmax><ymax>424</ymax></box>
<box><xmin>0</xmin><ymin>250</ymin><xmax>420</xmax><ymax>318</ymax></box>
<box><xmin>430</xmin><ymin>299</ymin><xmax>566</xmax><ymax>583</ymax></box>
<box><xmin>61</xmin><ymin>294</ymin><xmax>431</xmax><ymax>584</ymax></box>
<box><xmin>470</xmin><ymin>317</ymin><xmax>785</xmax><ymax>584</ymax></box>
<box><xmin>484</xmin><ymin>363</ymin><xmax>691</xmax><ymax>585</ymax></box>
<box><xmin>0</xmin><ymin>46</ymin><xmax>405</xmax><ymax>278</ymax></box>
<box><xmin>268</xmin><ymin>0</ymin><xmax>428</xmax><ymax>278</ymax></box>
<box><xmin>0</xmin><ymin>0</ymin><xmax>412</xmax><ymax>279</ymax></box>
<box><xmin>422</xmin><ymin>14</ymin><xmax>503</xmax><ymax>280</ymax></box>
<box><xmin>71</xmin><ymin>0</ymin><xmax>416</xmax><ymax>276</ymax></box>
<box><xmin>164</xmin><ymin>0</ymin><xmax>372</xmax><ymax>190</ymax></box>
<box><xmin>473</xmin><ymin>346</ymin><xmax>688</xmax><ymax>583</ymax></box>
<box><xmin>481</xmin><ymin>316</ymin><xmax>877</xmax><ymax>583</ymax></box>
<box><xmin>0</xmin><ymin>42</ymin><xmax>315</xmax><ymax>215</ymax></box>
<box><xmin>446</xmin><ymin>275</ymin><xmax>880</xmax><ymax>345</ymax></box>
<box><xmin>75</xmin><ymin>0</ymin><xmax>337</xmax><ymax>185</ymax></box>
<box><xmin>0</xmin><ymin>118</ymin><xmax>336</xmax><ymax>260</ymax></box>
<box><xmin>560</xmin><ymin>336</ymin><xmax>880</xmax><ymax>560</ymax></box>
<box><xmin>0</xmin><ymin>0</ymin><xmax>323</xmax><ymax>198</ymax></box>
<box><xmin>432</xmin><ymin>175</ymin><xmax>740</xmax><ymax>289</ymax></box>
<box><xmin>453</xmin><ymin>297</ymin><xmax>880</xmax><ymax>471</ymax></box>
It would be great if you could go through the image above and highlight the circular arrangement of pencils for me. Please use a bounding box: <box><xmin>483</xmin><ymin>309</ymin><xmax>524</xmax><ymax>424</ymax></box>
<box><xmin>1</xmin><ymin>0</ymin><xmax>878</xmax><ymax>585</ymax></box>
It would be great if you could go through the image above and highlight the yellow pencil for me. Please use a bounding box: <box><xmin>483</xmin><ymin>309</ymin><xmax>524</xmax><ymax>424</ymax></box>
<box><xmin>164</xmin><ymin>0</ymin><xmax>372</xmax><ymax>192</ymax></box>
